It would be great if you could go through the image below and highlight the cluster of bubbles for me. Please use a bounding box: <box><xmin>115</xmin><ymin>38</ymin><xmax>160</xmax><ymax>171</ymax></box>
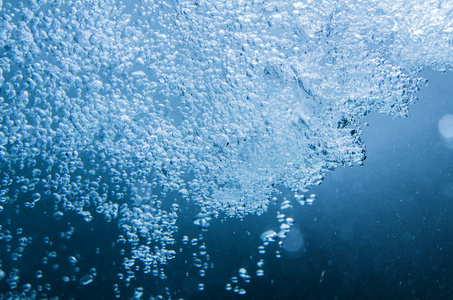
<box><xmin>222</xmin><ymin>196</ymin><xmax>303</xmax><ymax>296</ymax></box>
<box><xmin>180</xmin><ymin>233</ymin><xmax>214</xmax><ymax>294</ymax></box>
<box><xmin>0</xmin><ymin>0</ymin><xmax>452</xmax><ymax>298</ymax></box>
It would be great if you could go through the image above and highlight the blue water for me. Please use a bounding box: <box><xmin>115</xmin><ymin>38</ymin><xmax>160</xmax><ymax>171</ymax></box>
<box><xmin>279</xmin><ymin>70</ymin><xmax>453</xmax><ymax>299</ymax></box>
<box><xmin>0</xmin><ymin>0</ymin><xmax>452</xmax><ymax>299</ymax></box>
<box><xmin>197</xmin><ymin>70</ymin><xmax>453</xmax><ymax>299</ymax></box>
<box><xmin>0</xmin><ymin>71</ymin><xmax>450</xmax><ymax>300</ymax></box>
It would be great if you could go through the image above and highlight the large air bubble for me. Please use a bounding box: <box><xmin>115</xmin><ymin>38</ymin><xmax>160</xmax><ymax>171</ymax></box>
<box><xmin>439</xmin><ymin>114</ymin><xmax>453</xmax><ymax>148</ymax></box>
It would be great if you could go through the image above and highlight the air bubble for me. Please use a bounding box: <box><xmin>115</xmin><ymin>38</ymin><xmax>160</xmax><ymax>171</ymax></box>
<box><xmin>192</xmin><ymin>212</ymin><xmax>212</xmax><ymax>230</ymax></box>
<box><xmin>280</xmin><ymin>199</ymin><xmax>292</xmax><ymax>210</ymax></box>
<box><xmin>134</xmin><ymin>287</ymin><xmax>144</xmax><ymax>299</ymax></box>
<box><xmin>22</xmin><ymin>283</ymin><xmax>32</xmax><ymax>292</ymax></box>
<box><xmin>31</xmin><ymin>193</ymin><xmax>41</xmax><ymax>202</ymax></box>
<box><xmin>193</xmin><ymin>258</ymin><xmax>202</xmax><ymax>268</ymax></box>
<box><xmin>79</xmin><ymin>275</ymin><xmax>94</xmax><ymax>286</ymax></box>
<box><xmin>257</xmin><ymin>259</ymin><xmax>264</xmax><ymax>268</ymax></box>
<box><xmin>285</xmin><ymin>217</ymin><xmax>295</xmax><ymax>225</ymax></box>
<box><xmin>53</xmin><ymin>211</ymin><xmax>64</xmax><ymax>220</ymax></box>
<box><xmin>68</xmin><ymin>256</ymin><xmax>77</xmax><ymax>264</ymax></box>
<box><xmin>199</xmin><ymin>244</ymin><xmax>207</xmax><ymax>255</ymax></box>
<box><xmin>260</xmin><ymin>230</ymin><xmax>277</xmax><ymax>243</ymax></box>
<box><xmin>439</xmin><ymin>115</ymin><xmax>453</xmax><ymax>138</ymax></box>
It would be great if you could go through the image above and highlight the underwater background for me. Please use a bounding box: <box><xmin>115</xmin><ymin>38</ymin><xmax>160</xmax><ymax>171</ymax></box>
<box><xmin>0</xmin><ymin>0</ymin><xmax>452</xmax><ymax>299</ymax></box>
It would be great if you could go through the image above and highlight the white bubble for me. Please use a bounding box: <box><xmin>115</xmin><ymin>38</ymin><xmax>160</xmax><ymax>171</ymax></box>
<box><xmin>439</xmin><ymin>114</ymin><xmax>453</xmax><ymax>148</ymax></box>
<box><xmin>199</xmin><ymin>244</ymin><xmax>207</xmax><ymax>255</ymax></box>
<box><xmin>439</xmin><ymin>114</ymin><xmax>453</xmax><ymax>138</ymax></box>
<box><xmin>285</xmin><ymin>217</ymin><xmax>295</xmax><ymax>225</ymax></box>
<box><xmin>260</xmin><ymin>230</ymin><xmax>277</xmax><ymax>243</ymax></box>
<box><xmin>53</xmin><ymin>211</ymin><xmax>64</xmax><ymax>220</ymax></box>
<box><xmin>276</xmin><ymin>213</ymin><xmax>285</xmax><ymax>222</ymax></box>
<box><xmin>238</xmin><ymin>268</ymin><xmax>248</xmax><ymax>279</ymax></box>
<box><xmin>280</xmin><ymin>200</ymin><xmax>292</xmax><ymax>210</ymax></box>
<box><xmin>79</xmin><ymin>275</ymin><xmax>94</xmax><ymax>286</ymax></box>
<box><xmin>171</xmin><ymin>203</ymin><xmax>179</xmax><ymax>212</ymax></box>
<box><xmin>257</xmin><ymin>259</ymin><xmax>264</xmax><ymax>268</ymax></box>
